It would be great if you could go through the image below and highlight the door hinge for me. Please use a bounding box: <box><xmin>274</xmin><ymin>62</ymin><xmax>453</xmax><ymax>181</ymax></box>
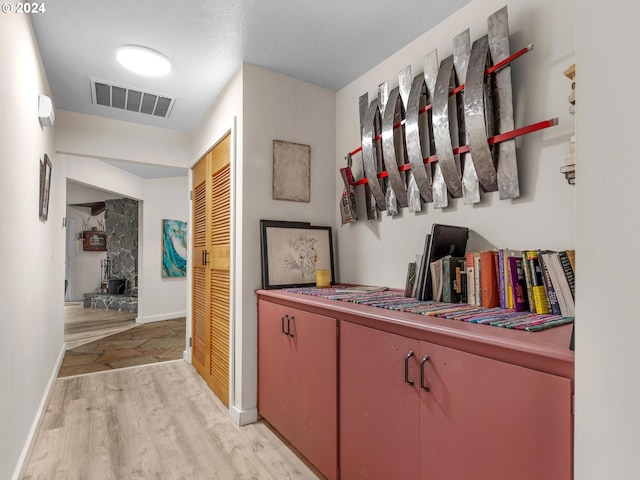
<box><xmin>190</xmin><ymin>190</ymin><xmax>193</xmax><ymax>200</ymax></box>
<box><xmin>189</xmin><ymin>337</ymin><xmax>192</xmax><ymax>348</ymax></box>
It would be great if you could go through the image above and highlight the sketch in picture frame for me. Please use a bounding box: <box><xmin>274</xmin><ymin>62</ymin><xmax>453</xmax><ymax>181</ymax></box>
<box><xmin>39</xmin><ymin>153</ymin><xmax>52</xmax><ymax>221</ymax></box>
<box><xmin>260</xmin><ymin>219</ymin><xmax>334</xmax><ymax>289</ymax></box>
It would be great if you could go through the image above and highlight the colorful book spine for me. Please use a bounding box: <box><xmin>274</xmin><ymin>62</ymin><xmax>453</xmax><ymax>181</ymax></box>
<box><xmin>566</xmin><ymin>249</ymin><xmax>575</xmax><ymax>273</ymax></box>
<box><xmin>473</xmin><ymin>253</ymin><xmax>481</xmax><ymax>306</ymax></box>
<box><xmin>538</xmin><ymin>251</ymin><xmax>561</xmax><ymax>315</ymax></box>
<box><xmin>558</xmin><ymin>250</ymin><xmax>575</xmax><ymax>299</ymax></box>
<box><xmin>456</xmin><ymin>258</ymin><xmax>467</xmax><ymax>304</ymax></box>
<box><xmin>480</xmin><ymin>251</ymin><xmax>499</xmax><ymax>308</ymax></box>
<box><xmin>442</xmin><ymin>256</ymin><xmax>454</xmax><ymax>303</ymax></box>
<box><xmin>526</xmin><ymin>251</ymin><xmax>550</xmax><ymax>314</ymax></box>
<box><xmin>545</xmin><ymin>252</ymin><xmax>574</xmax><ymax>317</ymax></box>
<box><xmin>442</xmin><ymin>256</ymin><xmax>465</xmax><ymax>303</ymax></box>
<box><xmin>498</xmin><ymin>249</ymin><xmax>506</xmax><ymax>308</ymax></box>
<box><xmin>508</xmin><ymin>256</ymin><xmax>529</xmax><ymax>312</ymax></box>
<box><xmin>504</xmin><ymin>249</ymin><xmax>522</xmax><ymax>309</ymax></box>
<box><xmin>465</xmin><ymin>252</ymin><xmax>476</xmax><ymax>306</ymax></box>
<box><xmin>521</xmin><ymin>252</ymin><xmax>536</xmax><ymax>313</ymax></box>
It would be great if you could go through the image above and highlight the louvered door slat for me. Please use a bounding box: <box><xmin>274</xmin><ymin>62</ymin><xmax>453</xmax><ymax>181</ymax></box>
<box><xmin>193</xmin><ymin>183</ymin><xmax>207</xmax><ymax>248</ymax></box>
<box><xmin>192</xmin><ymin>268</ymin><xmax>207</xmax><ymax>366</ymax></box>
<box><xmin>210</xmin><ymin>269</ymin><xmax>230</xmax><ymax>404</ymax></box>
<box><xmin>212</xmin><ymin>165</ymin><xmax>230</xmax><ymax>246</ymax></box>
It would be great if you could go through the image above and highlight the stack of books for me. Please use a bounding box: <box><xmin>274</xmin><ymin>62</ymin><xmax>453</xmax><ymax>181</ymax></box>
<box><xmin>404</xmin><ymin>224</ymin><xmax>469</xmax><ymax>302</ymax></box>
<box><xmin>424</xmin><ymin>248</ymin><xmax>575</xmax><ymax>318</ymax></box>
<box><xmin>403</xmin><ymin>225</ymin><xmax>575</xmax><ymax>319</ymax></box>
<box><xmin>450</xmin><ymin>248</ymin><xmax>575</xmax><ymax>317</ymax></box>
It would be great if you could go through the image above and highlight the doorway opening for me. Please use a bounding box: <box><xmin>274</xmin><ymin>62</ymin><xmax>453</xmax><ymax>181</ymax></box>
<box><xmin>64</xmin><ymin>180</ymin><xmax>140</xmax><ymax>348</ymax></box>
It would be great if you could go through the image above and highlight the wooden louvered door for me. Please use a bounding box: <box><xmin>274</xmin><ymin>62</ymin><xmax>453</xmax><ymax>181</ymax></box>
<box><xmin>191</xmin><ymin>153</ymin><xmax>209</xmax><ymax>380</ymax></box>
<box><xmin>191</xmin><ymin>133</ymin><xmax>231</xmax><ymax>407</ymax></box>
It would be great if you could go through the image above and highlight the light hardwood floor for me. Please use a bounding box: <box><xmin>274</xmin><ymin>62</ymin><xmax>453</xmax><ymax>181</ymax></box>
<box><xmin>21</xmin><ymin>360</ymin><xmax>322</xmax><ymax>480</ymax></box>
<box><xmin>64</xmin><ymin>302</ymin><xmax>137</xmax><ymax>350</ymax></box>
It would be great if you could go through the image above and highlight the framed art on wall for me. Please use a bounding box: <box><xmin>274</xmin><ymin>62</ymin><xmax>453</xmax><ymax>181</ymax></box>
<box><xmin>162</xmin><ymin>219</ymin><xmax>187</xmax><ymax>277</ymax></box>
<box><xmin>39</xmin><ymin>153</ymin><xmax>52</xmax><ymax>221</ymax></box>
<box><xmin>272</xmin><ymin>140</ymin><xmax>311</xmax><ymax>202</ymax></box>
<box><xmin>260</xmin><ymin>220</ymin><xmax>334</xmax><ymax>289</ymax></box>
<box><xmin>82</xmin><ymin>231</ymin><xmax>107</xmax><ymax>251</ymax></box>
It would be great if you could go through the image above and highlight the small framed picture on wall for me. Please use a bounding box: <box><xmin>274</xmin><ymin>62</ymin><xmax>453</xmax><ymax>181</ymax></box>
<box><xmin>39</xmin><ymin>153</ymin><xmax>52</xmax><ymax>221</ymax></box>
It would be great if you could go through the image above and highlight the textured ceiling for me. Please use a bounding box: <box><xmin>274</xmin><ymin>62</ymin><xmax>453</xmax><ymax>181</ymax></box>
<box><xmin>30</xmin><ymin>0</ymin><xmax>471</xmax><ymax>132</ymax></box>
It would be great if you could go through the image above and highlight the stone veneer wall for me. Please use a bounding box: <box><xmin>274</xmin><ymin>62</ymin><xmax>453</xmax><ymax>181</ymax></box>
<box><xmin>105</xmin><ymin>198</ymin><xmax>138</xmax><ymax>294</ymax></box>
<box><xmin>83</xmin><ymin>293</ymin><xmax>138</xmax><ymax>312</ymax></box>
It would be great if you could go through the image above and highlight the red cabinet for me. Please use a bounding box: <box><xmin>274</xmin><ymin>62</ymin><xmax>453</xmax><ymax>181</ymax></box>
<box><xmin>258</xmin><ymin>289</ymin><xmax>573</xmax><ymax>480</ymax></box>
<box><xmin>257</xmin><ymin>300</ymin><xmax>338</xmax><ymax>480</ymax></box>
<box><xmin>341</xmin><ymin>321</ymin><xmax>573</xmax><ymax>480</ymax></box>
<box><xmin>340</xmin><ymin>321</ymin><xmax>421</xmax><ymax>479</ymax></box>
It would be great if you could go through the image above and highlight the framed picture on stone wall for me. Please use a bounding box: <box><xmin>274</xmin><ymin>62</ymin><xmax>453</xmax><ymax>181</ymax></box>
<box><xmin>83</xmin><ymin>230</ymin><xmax>107</xmax><ymax>251</ymax></box>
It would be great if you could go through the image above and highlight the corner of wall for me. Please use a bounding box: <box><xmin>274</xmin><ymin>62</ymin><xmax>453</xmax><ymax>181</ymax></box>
<box><xmin>229</xmin><ymin>405</ymin><xmax>258</xmax><ymax>427</ymax></box>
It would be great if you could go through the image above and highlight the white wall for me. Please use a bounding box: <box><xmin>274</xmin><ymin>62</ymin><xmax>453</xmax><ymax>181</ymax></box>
<box><xmin>239</xmin><ymin>63</ymin><xmax>336</xmax><ymax>415</ymax></box>
<box><xmin>66</xmin><ymin>205</ymin><xmax>106</xmax><ymax>300</ymax></box>
<box><xmin>335</xmin><ymin>0</ymin><xmax>575</xmax><ymax>288</ymax></box>
<box><xmin>56</xmin><ymin>109</ymin><xmax>191</xmax><ymax>168</ymax></box>
<box><xmin>575</xmin><ymin>3</ymin><xmax>640</xmax><ymax>479</ymax></box>
<box><xmin>190</xmin><ymin>67</ymin><xmax>243</xmax><ymax>166</ymax></box>
<box><xmin>0</xmin><ymin>15</ymin><xmax>65</xmax><ymax>480</ymax></box>
<box><xmin>62</xmin><ymin>154</ymin><xmax>146</xmax><ymax>201</ymax></box>
<box><xmin>138</xmin><ymin>177</ymin><xmax>189</xmax><ymax>323</ymax></box>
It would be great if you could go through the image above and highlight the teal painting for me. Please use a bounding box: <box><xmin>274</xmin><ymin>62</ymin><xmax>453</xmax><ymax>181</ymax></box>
<box><xmin>162</xmin><ymin>219</ymin><xmax>187</xmax><ymax>277</ymax></box>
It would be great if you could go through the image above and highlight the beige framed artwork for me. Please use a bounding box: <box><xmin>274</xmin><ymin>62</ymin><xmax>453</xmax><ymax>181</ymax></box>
<box><xmin>272</xmin><ymin>140</ymin><xmax>310</xmax><ymax>202</ymax></box>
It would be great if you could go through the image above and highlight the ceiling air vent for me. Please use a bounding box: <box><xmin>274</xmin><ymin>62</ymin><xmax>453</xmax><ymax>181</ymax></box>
<box><xmin>90</xmin><ymin>78</ymin><xmax>175</xmax><ymax>118</ymax></box>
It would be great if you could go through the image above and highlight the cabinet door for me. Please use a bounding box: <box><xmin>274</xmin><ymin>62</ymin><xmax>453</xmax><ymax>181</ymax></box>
<box><xmin>340</xmin><ymin>321</ymin><xmax>421</xmax><ymax>480</ymax></box>
<box><xmin>257</xmin><ymin>300</ymin><xmax>294</xmax><ymax>440</ymax></box>
<box><xmin>289</xmin><ymin>309</ymin><xmax>338</xmax><ymax>480</ymax></box>
<box><xmin>258</xmin><ymin>301</ymin><xmax>338</xmax><ymax>480</ymax></box>
<box><xmin>419</xmin><ymin>341</ymin><xmax>572</xmax><ymax>480</ymax></box>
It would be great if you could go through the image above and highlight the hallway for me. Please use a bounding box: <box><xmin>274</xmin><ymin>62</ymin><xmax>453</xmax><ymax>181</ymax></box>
<box><xmin>21</xmin><ymin>361</ymin><xmax>321</xmax><ymax>479</ymax></box>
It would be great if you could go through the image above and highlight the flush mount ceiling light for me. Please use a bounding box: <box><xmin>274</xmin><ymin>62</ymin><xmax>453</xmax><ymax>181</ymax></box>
<box><xmin>116</xmin><ymin>46</ymin><xmax>171</xmax><ymax>77</ymax></box>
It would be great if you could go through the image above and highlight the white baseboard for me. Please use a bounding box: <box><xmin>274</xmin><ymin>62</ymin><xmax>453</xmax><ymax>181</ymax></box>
<box><xmin>137</xmin><ymin>311</ymin><xmax>186</xmax><ymax>324</ymax></box>
<box><xmin>182</xmin><ymin>349</ymin><xmax>192</xmax><ymax>363</ymax></box>
<box><xmin>229</xmin><ymin>405</ymin><xmax>258</xmax><ymax>426</ymax></box>
<box><xmin>12</xmin><ymin>342</ymin><xmax>66</xmax><ymax>480</ymax></box>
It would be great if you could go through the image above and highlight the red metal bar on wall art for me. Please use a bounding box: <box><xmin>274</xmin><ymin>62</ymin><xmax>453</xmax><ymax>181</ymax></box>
<box><xmin>347</xmin><ymin>118</ymin><xmax>558</xmax><ymax>187</ymax></box>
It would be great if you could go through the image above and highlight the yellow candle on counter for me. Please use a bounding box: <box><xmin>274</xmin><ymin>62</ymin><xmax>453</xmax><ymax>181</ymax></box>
<box><xmin>315</xmin><ymin>269</ymin><xmax>331</xmax><ymax>288</ymax></box>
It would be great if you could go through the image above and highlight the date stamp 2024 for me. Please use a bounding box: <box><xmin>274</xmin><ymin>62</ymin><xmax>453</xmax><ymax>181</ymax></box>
<box><xmin>2</xmin><ymin>2</ymin><xmax>45</xmax><ymax>14</ymax></box>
